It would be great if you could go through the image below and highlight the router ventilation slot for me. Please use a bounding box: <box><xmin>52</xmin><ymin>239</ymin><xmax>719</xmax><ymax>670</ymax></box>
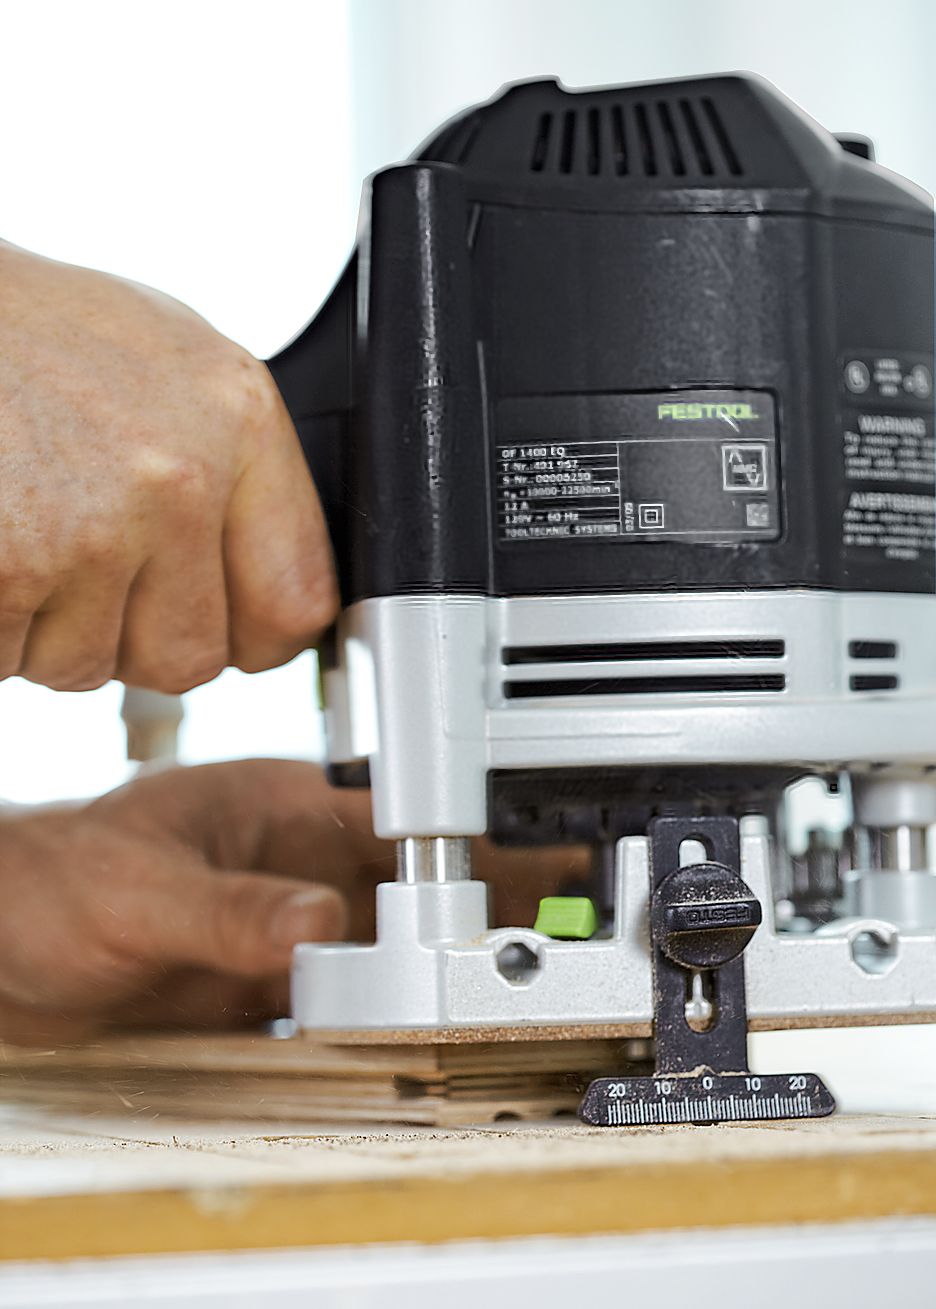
<box><xmin>850</xmin><ymin>674</ymin><xmax>899</xmax><ymax>692</ymax></box>
<box><xmin>848</xmin><ymin>640</ymin><xmax>899</xmax><ymax>660</ymax></box>
<box><xmin>502</xmin><ymin>638</ymin><xmax>785</xmax><ymax>700</ymax></box>
<box><xmin>530</xmin><ymin>96</ymin><xmax>743</xmax><ymax>179</ymax></box>
<box><xmin>531</xmin><ymin>112</ymin><xmax>553</xmax><ymax>172</ymax></box>
<box><xmin>848</xmin><ymin>640</ymin><xmax>899</xmax><ymax>692</ymax></box>
<box><xmin>504</xmin><ymin>639</ymin><xmax>784</xmax><ymax>666</ymax></box>
<box><xmin>505</xmin><ymin>674</ymin><xmax>785</xmax><ymax>700</ymax></box>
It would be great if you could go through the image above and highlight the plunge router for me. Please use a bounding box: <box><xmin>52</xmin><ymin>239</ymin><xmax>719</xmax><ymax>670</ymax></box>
<box><xmin>269</xmin><ymin>73</ymin><xmax>936</xmax><ymax>1126</ymax></box>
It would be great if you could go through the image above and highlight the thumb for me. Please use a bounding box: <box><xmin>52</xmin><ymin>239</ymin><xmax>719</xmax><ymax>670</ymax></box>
<box><xmin>135</xmin><ymin>868</ymin><xmax>347</xmax><ymax>978</ymax></box>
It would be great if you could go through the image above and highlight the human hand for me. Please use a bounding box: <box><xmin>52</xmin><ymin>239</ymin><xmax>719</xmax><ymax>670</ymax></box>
<box><xmin>0</xmin><ymin>760</ymin><xmax>365</xmax><ymax>1044</ymax></box>
<box><xmin>0</xmin><ymin>241</ymin><xmax>335</xmax><ymax>693</ymax></box>
<box><xmin>0</xmin><ymin>760</ymin><xmax>585</xmax><ymax>1045</ymax></box>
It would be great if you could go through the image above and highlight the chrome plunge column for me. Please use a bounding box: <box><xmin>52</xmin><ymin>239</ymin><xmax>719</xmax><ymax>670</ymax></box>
<box><xmin>396</xmin><ymin>837</ymin><xmax>472</xmax><ymax>883</ymax></box>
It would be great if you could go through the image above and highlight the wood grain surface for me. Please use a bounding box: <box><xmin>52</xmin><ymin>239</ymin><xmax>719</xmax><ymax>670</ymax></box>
<box><xmin>0</xmin><ymin>1031</ymin><xmax>644</xmax><ymax>1125</ymax></box>
<box><xmin>2</xmin><ymin>1104</ymin><xmax>936</xmax><ymax>1261</ymax></box>
<box><xmin>3</xmin><ymin>1031</ymin><xmax>936</xmax><ymax>1263</ymax></box>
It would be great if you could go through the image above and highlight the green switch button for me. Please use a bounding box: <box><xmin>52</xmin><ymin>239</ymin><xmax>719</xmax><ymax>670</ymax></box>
<box><xmin>534</xmin><ymin>896</ymin><xmax>599</xmax><ymax>940</ymax></box>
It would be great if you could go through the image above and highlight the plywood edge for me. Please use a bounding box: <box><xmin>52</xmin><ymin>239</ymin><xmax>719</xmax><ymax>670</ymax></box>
<box><xmin>4</xmin><ymin>1147</ymin><xmax>936</xmax><ymax>1262</ymax></box>
<box><xmin>310</xmin><ymin>1011</ymin><xmax>936</xmax><ymax>1044</ymax></box>
<box><xmin>0</xmin><ymin>1033</ymin><xmax>634</xmax><ymax>1075</ymax></box>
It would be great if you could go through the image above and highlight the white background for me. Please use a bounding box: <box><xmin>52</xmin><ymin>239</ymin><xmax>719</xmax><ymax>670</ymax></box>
<box><xmin>0</xmin><ymin>0</ymin><xmax>933</xmax><ymax>1106</ymax></box>
<box><xmin>0</xmin><ymin>0</ymin><xmax>356</xmax><ymax>800</ymax></box>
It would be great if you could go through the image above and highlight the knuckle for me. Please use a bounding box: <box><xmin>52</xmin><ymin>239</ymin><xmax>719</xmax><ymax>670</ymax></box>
<box><xmin>45</xmin><ymin>668</ymin><xmax>114</xmax><ymax>693</ymax></box>
<box><xmin>216</xmin><ymin>349</ymin><xmax>282</xmax><ymax>434</ymax></box>
<box><xmin>124</xmin><ymin>645</ymin><xmax>228</xmax><ymax>695</ymax></box>
<box><xmin>0</xmin><ymin>568</ymin><xmax>51</xmax><ymax>618</ymax></box>
<box><xmin>68</xmin><ymin>522</ymin><xmax>123</xmax><ymax>571</ymax></box>
<box><xmin>263</xmin><ymin>569</ymin><xmax>338</xmax><ymax>644</ymax></box>
<box><xmin>234</xmin><ymin>648</ymin><xmax>297</xmax><ymax>676</ymax></box>
<box><xmin>0</xmin><ymin>531</ymin><xmax>118</xmax><ymax>591</ymax></box>
<box><xmin>186</xmin><ymin>343</ymin><xmax>279</xmax><ymax>453</ymax></box>
<box><xmin>0</xmin><ymin>656</ymin><xmax>20</xmax><ymax>682</ymax></box>
<box><xmin>231</xmin><ymin>567</ymin><xmax>336</xmax><ymax>674</ymax></box>
<box><xmin>25</xmin><ymin>649</ymin><xmax>117</xmax><ymax>693</ymax></box>
<box><xmin>130</xmin><ymin>440</ymin><xmax>213</xmax><ymax>506</ymax></box>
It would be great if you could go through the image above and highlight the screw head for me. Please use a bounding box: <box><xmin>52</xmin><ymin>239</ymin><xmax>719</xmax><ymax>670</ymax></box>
<box><xmin>652</xmin><ymin>861</ymin><xmax>762</xmax><ymax>970</ymax></box>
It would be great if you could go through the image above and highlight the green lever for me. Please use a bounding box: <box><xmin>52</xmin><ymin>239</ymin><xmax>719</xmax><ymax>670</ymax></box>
<box><xmin>534</xmin><ymin>896</ymin><xmax>599</xmax><ymax>940</ymax></box>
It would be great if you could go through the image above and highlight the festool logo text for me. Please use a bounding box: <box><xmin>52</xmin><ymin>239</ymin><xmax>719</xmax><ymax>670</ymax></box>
<box><xmin>658</xmin><ymin>403</ymin><xmax>759</xmax><ymax>420</ymax></box>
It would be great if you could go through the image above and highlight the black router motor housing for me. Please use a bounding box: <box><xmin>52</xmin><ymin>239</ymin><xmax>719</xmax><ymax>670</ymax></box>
<box><xmin>270</xmin><ymin>72</ymin><xmax>935</xmax><ymax>613</ymax></box>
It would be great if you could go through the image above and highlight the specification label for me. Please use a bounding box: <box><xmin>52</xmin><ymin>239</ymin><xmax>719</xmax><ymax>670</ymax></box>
<box><xmin>497</xmin><ymin>441</ymin><xmax>622</xmax><ymax>540</ymax></box>
<box><xmin>495</xmin><ymin>390</ymin><xmax>779</xmax><ymax>545</ymax></box>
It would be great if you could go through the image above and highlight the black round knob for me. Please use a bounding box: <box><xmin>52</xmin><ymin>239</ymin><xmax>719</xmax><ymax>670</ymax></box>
<box><xmin>651</xmin><ymin>861</ymin><xmax>762</xmax><ymax>971</ymax></box>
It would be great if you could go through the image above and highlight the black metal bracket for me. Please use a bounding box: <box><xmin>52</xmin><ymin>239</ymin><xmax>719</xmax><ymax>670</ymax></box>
<box><xmin>649</xmin><ymin>815</ymin><xmax>753</xmax><ymax>1076</ymax></box>
<box><xmin>579</xmin><ymin>814</ymin><xmax>836</xmax><ymax>1126</ymax></box>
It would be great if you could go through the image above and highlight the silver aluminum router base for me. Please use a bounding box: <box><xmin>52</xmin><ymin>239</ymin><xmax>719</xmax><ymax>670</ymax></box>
<box><xmin>292</xmin><ymin>822</ymin><xmax>936</xmax><ymax>1035</ymax></box>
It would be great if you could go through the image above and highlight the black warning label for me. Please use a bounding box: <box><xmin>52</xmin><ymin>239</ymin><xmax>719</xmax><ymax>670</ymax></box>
<box><xmin>495</xmin><ymin>390</ymin><xmax>779</xmax><ymax>544</ymax></box>
<box><xmin>840</xmin><ymin>352</ymin><xmax>935</xmax><ymax>569</ymax></box>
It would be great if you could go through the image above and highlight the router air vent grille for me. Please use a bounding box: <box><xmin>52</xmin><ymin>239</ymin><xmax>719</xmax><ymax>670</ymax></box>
<box><xmin>848</xmin><ymin>639</ymin><xmax>900</xmax><ymax>692</ymax></box>
<box><xmin>529</xmin><ymin>97</ymin><xmax>743</xmax><ymax>179</ymax></box>
<box><xmin>502</xmin><ymin>638</ymin><xmax>784</xmax><ymax>701</ymax></box>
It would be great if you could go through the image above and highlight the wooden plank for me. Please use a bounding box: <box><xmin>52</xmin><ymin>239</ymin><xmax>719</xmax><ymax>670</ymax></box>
<box><xmin>4</xmin><ymin>1032</ymin><xmax>936</xmax><ymax>1263</ymax></box>
<box><xmin>2</xmin><ymin>1111</ymin><xmax>936</xmax><ymax>1261</ymax></box>
<box><xmin>309</xmin><ymin>1012</ymin><xmax>936</xmax><ymax>1043</ymax></box>
<box><xmin>0</xmin><ymin>1032</ymin><xmax>641</xmax><ymax>1126</ymax></box>
<box><xmin>0</xmin><ymin>1033</ymin><xmax>639</xmax><ymax>1075</ymax></box>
